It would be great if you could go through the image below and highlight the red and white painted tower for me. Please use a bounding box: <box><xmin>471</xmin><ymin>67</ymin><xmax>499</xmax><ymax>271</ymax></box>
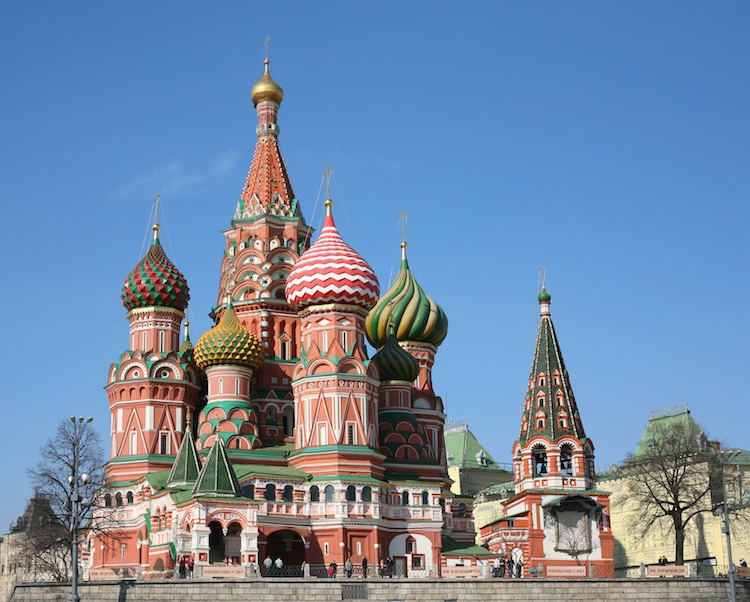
<box><xmin>480</xmin><ymin>284</ymin><xmax>613</xmax><ymax>578</ymax></box>
<box><xmin>104</xmin><ymin>221</ymin><xmax>200</xmax><ymax>484</ymax></box>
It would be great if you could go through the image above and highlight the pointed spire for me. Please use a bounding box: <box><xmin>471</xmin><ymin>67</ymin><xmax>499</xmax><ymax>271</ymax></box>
<box><xmin>192</xmin><ymin>438</ymin><xmax>242</xmax><ymax>497</ymax></box>
<box><xmin>518</xmin><ymin>284</ymin><xmax>586</xmax><ymax>447</ymax></box>
<box><xmin>167</xmin><ymin>431</ymin><xmax>201</xmax><ymax>488</ymax></box>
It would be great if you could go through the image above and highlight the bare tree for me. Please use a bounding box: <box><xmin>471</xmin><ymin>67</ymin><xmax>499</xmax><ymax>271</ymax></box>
<box><xmin>618</xmin><ymin>416</ymin><xmax>718</xmax><ymax>565</ymax></box>
<box><xmin>22</xmin><ymin>417</ymin><xmax>105</xmax><ymax>581</ymax></box>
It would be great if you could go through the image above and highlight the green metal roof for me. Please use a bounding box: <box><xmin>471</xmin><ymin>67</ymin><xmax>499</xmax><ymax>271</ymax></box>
<box><xmin>444</xmin><ymin>421</ymin><xmax>503</xmax><ymax>471</ymax></box>
<box><xmin>192</xmin><ymin>438</ymin><xmax>242</xmax><ymax>497</ymax></box>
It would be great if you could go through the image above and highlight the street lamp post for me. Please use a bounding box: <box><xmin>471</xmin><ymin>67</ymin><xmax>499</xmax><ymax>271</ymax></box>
<box><xmin>718</xmin><ymin>449</ymin><xmax>740</xmax><ymax>602</ymax></box>
<box><xmin>374</xmin><ymin>543</ymin><xmax>380</xmax><ymax>577</ymax></box>
<box><xmin>68</xmin><ymin>416</ymin><xmax>93</xmax><ymax>602</ymax></box>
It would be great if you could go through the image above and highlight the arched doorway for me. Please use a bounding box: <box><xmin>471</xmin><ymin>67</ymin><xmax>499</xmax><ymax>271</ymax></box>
<box><xmin>265</xmin><ymin>530</ymin><xmax>307</xmax><ymax>573</ymax></box>
<box><xmin>225</xmin><ymin>522</ymin><xmax>242</xmax><ymax>564</ymax></box>
<box><xmin>208</xmin><ymin>521</ymin><xmax>225</xmax><ymax>564</ymax></box>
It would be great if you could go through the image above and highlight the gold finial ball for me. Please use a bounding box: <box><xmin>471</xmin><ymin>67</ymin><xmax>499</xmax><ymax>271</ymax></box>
<box><xmin>250</xmin><ymin>59</ymin><xmax>284</xmax><ymax>106</ymax></box>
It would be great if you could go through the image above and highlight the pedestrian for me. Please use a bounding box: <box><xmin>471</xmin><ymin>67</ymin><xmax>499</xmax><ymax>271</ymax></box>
<box><xmin>740</xmin><ymin>557</ymin><xmax>747</xmax><ymax>568</ymax></box>
<box><xmin>274</xmin><ymin>556</ymin><xmax>284</xmax><ymax>576</ymax></box>
<box><xmin>345</xmin><ymin>558</ymin><xmax>353</xmax><ymax>578</ymax></box>
<box><xmin>386</xmin><ymin>556</ymin><xmax>394</xmax><ymax>578</ymax></box>
<box><xmin>187</xmin><ymin>555</ymin><xmax>194</xmax><ymax>579</ymax></box>
<box><xmin>362</xmin><ymin>556</ymin><xmax>368</xmax><ymax>579</ymax></box>
<box><xmin>263</xmin><ymin>555</ymin><xmax>272</xmax><ymax>576</ymax></box>
<box><xmin>328</xmin><ymin>563</ymin><xmax>334</xmax><ymax>578</ymax></box>
<box><xmin>379</xmin><ymin>558</ymin><xmax>385</xmax><ymax>577</ymax></box>
<box><xmin>178</xmin><ymin>556</ymin><xmax>186</xmax><ymax>579</ymax></box>
<box><xmin>492</xmin><ymin>556</ymin><xmax>500</xmax><ymax>578</ymax></box>
<box><xmin>330</xmin><ymin>560</ymin><xmax>338</xmax><ymax>578</ymax></box>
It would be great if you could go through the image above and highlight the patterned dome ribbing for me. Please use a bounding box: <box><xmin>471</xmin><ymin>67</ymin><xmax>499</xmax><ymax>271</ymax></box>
<box><xmin>194</xmin><ymin>301</ymin><xmax>264</xmax><ymax>370</ymax></box>
<box><xmin>285</xmin><ymin>200</ymin><xmax>380</xmax><ymax>312</ymax></box>
<box><xmin>366</xmin><ymin>242</ymin><xmax>448</xmax><ymax>348</ymax></box>
<box><xmin>372</xmin><ymin>331</ymin><xmax>420</xmax><ymax>382</ymax></box>
<box><xmin>122</xmin><ymin>224</ymin><xmax>190</xmax><ymax>312</ymax></box>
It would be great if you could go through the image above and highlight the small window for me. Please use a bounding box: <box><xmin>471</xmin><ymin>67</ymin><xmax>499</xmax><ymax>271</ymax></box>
<box><xmin>346</xmin><ymin>485</ymin><xmax>356</xmax><ymax>502</ymax></box>
<box><xmin>361</xmin><ymin>486</ymin><xmax>372</xmax><ymax>502</ymax></box>
<box><xmin>115</xmin><ymin>492</ymin><xmax>123</xmax><ymax>507</ymax></box>
<box><xmin>324</xmin><ymin>542</ymin><xmax>329</xmax><ymax>556</ymax></box>
<box><xmin>347</xmin><ymin>424</ymin><xmax>355</xmax><ymax>445</ymax></box>
<box><xmin>325</xmin><ymin>485</ymin><xmax>334</xmax><ymax>502</ymax></box>
<box><xmin>104</xmin><ymin>493</ymin><xmax>112</xmax><ymax>508</ymax></box>
<box><xmin>126</xmin><ymin>491</ymin><xmax>134</xmax><ymax>505</ymax></box>
<box><xmin>539</xmin><ymin>377</ymin><xmax>545</xmax><ymax>387</ymax></box>
<box><xmin>265</xmin><ymin>484</ymin><xmax>276</xmax><ymax>501</ymax></box>
<box><xmin>283</xmin><ymin>485</ymin><xmax>293</xmax><ymax>502</ymax></box>
<box><xmin>310</xmin><ymin>485</ymin><xmax>320</xmax><ymax>502</ymax></box>
<box><xmin>401</xmin><ymin>491</ymin><xmax>409</xmax><ymax>506</ymax></box>
<box><xmin>412</xmin><ymin>554</ymin><xmax>424</xmax><ymax>569</ymax></box>
<box><xmin>536</xmin><ymin>419</ymin><xmax>545</xmax><ymax>429</ymax></box>
<box><xmin>405</xmin><ymin>536</ymin><xmax>416</xmax><ymax>554</ymax></box>
<box><xmin>538</xmin><ymin>397</ymin><xmax>545</xmax><ymax>407</ymax></box>
<box><xmin>242</xmin><ymin>484</ymin><xmax>255</xmax><ymax>499</ymax></box>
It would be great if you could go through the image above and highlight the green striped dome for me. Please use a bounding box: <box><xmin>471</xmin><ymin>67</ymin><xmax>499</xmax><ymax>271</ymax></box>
<box><xmin>366</xmin><ymin>243</ymin><xmax>448</xmax><ymax>348</ymax></box>
<box><xmin>194</xmin><ymin>304</ymin><xmax>264</xmax><ymax>370</ymax></box>
<box><xmin>372</xmin><ymin>332</ymin><xmax>420</xmax><ymax>382</ymax></box>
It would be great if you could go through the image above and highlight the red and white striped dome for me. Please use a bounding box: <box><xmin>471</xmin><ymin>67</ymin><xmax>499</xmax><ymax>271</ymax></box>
<box><xmin>285</xmin><ymin>200</ymin><xmax>380</xmax><ymax>312</ymax></box>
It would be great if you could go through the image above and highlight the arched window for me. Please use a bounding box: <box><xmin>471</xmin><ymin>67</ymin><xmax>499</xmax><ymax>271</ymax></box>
<box><xmin>115</xmin><ymin>492</ymin><xmax>123</xmax><ymax>507</ymax></box>
<box><xmin>104</xmin><ymin>493</ymin><xmax>112</xmax><ymax>508</ymax></box>
<box><xmin>126</xmin><ymin>491</ymin><xmax>133</xmax><ymax>505</ymax></box>
<box><xmin>421</xmin><ymin>490</ymin><xmax>429</xmax><ymax>505</ymax></box>
<box><xmin>310</xmin><ymin>486</ymin><xmax>320</xmax><ymax>502</ymax></box>
<box><xmin>533</xmin><ymin>445</ymin><xmax>548</xmax><ymax>476</ymax></box>
<box><xmin>325</xmin><ymin>485</ymin><xmax>335</xmax><ymax>502</ymax></box>
<box><xmin>457</xmin><ymin>502</ymin><xmax>467</xmax><ymax>517</ymax></box>
<box><xmin>560</xmin><ymin>444</ymin><xmax>574</xmax><ymax>476</ymax></box>
<box><xmin>242</xmin><ymin>484</ymin><xmax>255</xmax><ymax>499</ymax></box>
<box><xmin>401</xmin><ymin>491</ymin><xmax>409</xmax><ymax>506</ymax></box>
<box><xmin>283</xmin><ymin>485</ymin><xmax>293</xmax><ymax>502</ymax></box>
<box><xmin>265</xmin><ymin>484</ymin><xmax>276</xmax><ymax>501</ymax></box>
<box><xmin>361</xmin><ymin>486</ymin><xmax>372</xmax><ymax>502</ymax></box>
<box><xmin>346</xmin><ymin>485</ymin><xmax>356</xmax><ymax>502</ymax></box>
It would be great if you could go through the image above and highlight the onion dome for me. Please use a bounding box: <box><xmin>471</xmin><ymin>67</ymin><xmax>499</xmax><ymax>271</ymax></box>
<box><xmin>372</xmin><ymin>330</ymin><xmax>420</xmax><ymax>382</ymax></box>
<box><xmin>538</xmin><ymin>287</ymin><xmax>551</xmax><ymax>303</ymax></box>
<box><xmin>122</xmin><ymin>223</ymin><xmax>190</xmax><ymax>312</ymax></box>
<box><xmin>285</xmin><ymin>199</ymin><xmax>380</xmax><ymax>312</ymax></box>
<box><xmin>366</xmin><ymin>242</ymin><xmax>448</xmax><ymax>348</ymax></box>
<box><xmin>250</xmin><ymin>58</ymin><xmax>283</xmax><ymax>106</ymax></box>
<box><xmin>194</xmin><ymin>299</ymin><xmax>264</xmax><ymax>371</ymax></box>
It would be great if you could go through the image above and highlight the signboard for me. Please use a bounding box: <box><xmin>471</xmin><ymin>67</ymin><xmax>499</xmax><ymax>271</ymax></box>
<box><xmin>647</xmin><ymin>565</ymin><xmax>687</xmax><ymax>577</ymax></box>
<box><xmin>201</xmin><ymin>565</ymin><xmax>245</xmax><ymax>578</ymax></box>
<box><xmin>442</xmin><ymin>566</ymin><xmax>481</xmax><ymax>578</ymax></box>
<box><xmin>546</xmin><ymin>565</ymin><xmax>587</xmax><ymax>577</ymax></box>
<box><xmin>89</xmin><ymin>567</ymin><xmax>136</xmax><ymax>580</ymax></box>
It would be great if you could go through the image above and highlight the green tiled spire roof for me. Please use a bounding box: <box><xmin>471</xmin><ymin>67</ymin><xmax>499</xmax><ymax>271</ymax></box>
<box><xmin>167</xmin><ymin>431</ymin><xmax>200</xmax><ymax>488</ymax></box>
<box><xmin>372</xmin><ymin>331</ymin><xmax>420</xmax><ymax>382</ymax></box>
<box><xmin>122</xmin><ymin>224</ymin><xmax>190</xmax><ymax>312</ymax></box>
<box><xmin>518</xmin><ymin>288</ymin><xmax>586</xmax><ymax>446</ymax></box>
<box><xmin>444</xmin><ymin>421</ymin><xmax>503</xmax><ymax>471</ymax></box>
<box><xmin>366</xmin><ymin>242</ymin><xmax>448</xmax><ymax>348</ymax></box>
<box><xmin>192</xmin><ymin>437</ymin><xmax>242</xmax><ymax>497</ymax></box>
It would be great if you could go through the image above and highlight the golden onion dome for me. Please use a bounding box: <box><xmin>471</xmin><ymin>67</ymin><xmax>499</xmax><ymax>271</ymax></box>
<box><xmin>250</xmin><ymin>59</ymin><xmax>283</xmax><ymax>106</ymax></box>
<box><xmin>194</xmin><ymin>302</ymin><xmax>264</xmax><ymax>371</ymax></box>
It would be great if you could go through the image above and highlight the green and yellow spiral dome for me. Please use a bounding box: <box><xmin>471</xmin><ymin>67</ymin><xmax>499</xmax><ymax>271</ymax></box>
<box><xmin>366</xmin><ymin>243</ymin><xmax>448</xmax><ymax>348</ymax></box>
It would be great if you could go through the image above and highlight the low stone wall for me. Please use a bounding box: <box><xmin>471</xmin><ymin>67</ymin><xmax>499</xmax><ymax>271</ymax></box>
<box><xmin>8</xmin><ymin>577</ymin><xmax>750</xmax><ymax>602</ymax></box>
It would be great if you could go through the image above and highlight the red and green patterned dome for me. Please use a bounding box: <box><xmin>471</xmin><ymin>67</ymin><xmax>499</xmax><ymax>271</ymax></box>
<box><xmin>122</xmin><ymin>225</ymin><xmax>190</xmax><ymax>312</ymax></box>
<box><xmin>194</xmin><ymin>302</ymin><xmax>264</xmax><ymax>371</ymax></box>
<box><xmin>372</xmin><ymin>331</ymin><xmax>420</xmax><ymax>382</ymax></box>
<box><xmin>366</xmin><ymin>242</ymin><xmax>448</xmax><ymax>348</ymax></box>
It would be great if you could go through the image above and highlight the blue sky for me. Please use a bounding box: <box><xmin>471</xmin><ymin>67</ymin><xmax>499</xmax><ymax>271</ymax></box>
<box><xmin>1</xmin><ymin>2</ymin><xmax>748</xmax><ymax>531</ymax></box>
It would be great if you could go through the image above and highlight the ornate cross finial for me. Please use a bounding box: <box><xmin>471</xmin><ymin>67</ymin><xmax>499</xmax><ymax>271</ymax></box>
<box><xmin>264</xmin><ymin>37</ymin><xmax>270</xmax><ymax>60</ymax></box>
<box><xmin>185</xmin><ymin>408</ymin><xmax>192</xmax><ymax>432</ymax></box>
<box><xmin>323</xmin><ymin>167</ymin><xmax>333</xmax><ymax>199</ymax></box>
<box><xmin>398</xmin><ymin>212</ymin><xmax>408</xmax><ymax>244</ymax></box>
<box><xmin>538</xmin><ymin>265</ymin><xmax>548</xmax><ymax>291</ymax></box>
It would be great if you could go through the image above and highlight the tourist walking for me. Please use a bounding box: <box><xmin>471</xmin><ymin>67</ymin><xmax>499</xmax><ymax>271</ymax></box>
<box><xmin>345</xmin><ymin>558</ymin><xmax>353</xmax><ymax>578</ymax></box>
<box><xmin>362</xmin><ymin>556</ymin><xmax>368</xmax><ymax>578</ymax></box>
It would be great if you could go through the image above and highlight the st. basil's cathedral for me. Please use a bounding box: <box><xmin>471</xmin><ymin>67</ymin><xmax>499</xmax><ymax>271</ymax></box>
<box><xmin>86</xmin><ymin>58</ymin><xmax>614</xmax><ymax>579</ymax></box>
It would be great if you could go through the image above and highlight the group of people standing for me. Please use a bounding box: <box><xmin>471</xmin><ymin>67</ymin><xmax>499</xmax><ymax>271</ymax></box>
<box><xmin>491</xmin><ymin>555</ymin><xmax>522</xmax><ymax>578</ymax></box>
<box><xmin>263</xmin><ymin>555</ymin><xmax>284</xmax><ymax>576</ymax></box>
<box><xmin>177</xmin><ymin>555</ymin><xmax>194</xmax><ymax>579</ymax></box>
